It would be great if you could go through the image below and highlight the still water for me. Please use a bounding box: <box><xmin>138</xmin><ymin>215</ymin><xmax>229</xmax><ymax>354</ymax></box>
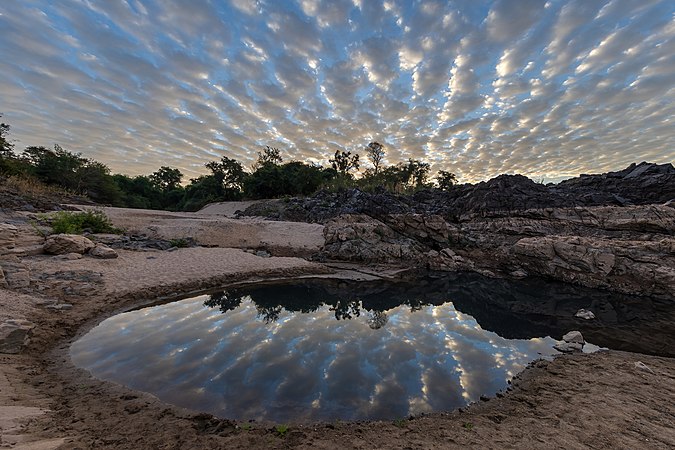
<box><xmin>71</xmin><ymin>273</ymin><xmax>671</xmax><ymax>422</ymax></box>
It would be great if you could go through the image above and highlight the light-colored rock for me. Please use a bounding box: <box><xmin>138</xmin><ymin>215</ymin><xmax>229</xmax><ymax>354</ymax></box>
<box><xmin>634</xmin><ymin>361</ymin><xmax>655</xmax><ymax>374</ymax></box>
<box><xmin>562</xmin><ymin>330</ymin><xmax>585</xmax><ymax>344</ymax></box>
<box><xmin>0</xmin><ymin>224</ymin><xmax>18</xmax><ymax>253</ymax></box>
<box><xmin>43</xmin><ymin>234</ymin><xmax>95</xmax><ymax>255</ymax></box>
<box><xmin>553</xmin><ymin>342</ymin><xmax>583</xmax><ymax>353</ymax></box>
<box><xmin>575</xmin><ymin>309</ymin><xmax>596</xmax><ymax>320</ymax></box>
<box><xmin>0</xmin><ymin>319</ymin><xmax>35</xmax><ymax>354</ymax></box>
<box><xmin>510</xmin><ymin>269</ymin><xmax>528</xmax><ymax>278</ymax></box>
<box><xmin>89</xmin><ymin>244</ymin><xmax>118</xmax><ymax>259</ymax></box>
<box><xmin>55</xmin><ymin>252</ymin><xmax>83</xmax><ymax>260</ymax></box>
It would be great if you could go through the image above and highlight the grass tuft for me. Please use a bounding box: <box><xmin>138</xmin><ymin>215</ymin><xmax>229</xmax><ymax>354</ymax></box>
<box><xmin>42</xmin><ymin>209</ymin><xmax>122</xmax><ymax>234</ymax></box>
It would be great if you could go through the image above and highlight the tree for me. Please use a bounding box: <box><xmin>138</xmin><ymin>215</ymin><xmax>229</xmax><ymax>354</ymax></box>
<box><xmin>365</xmin><ymin>141</ymin><xmax>385</xmax><ymax>174</ymax></box>
<box><xmin>253</xmin><ymin>146</ymin><xmax>282</xmax><ymax>170</ymax></box>
<box><xmin>329</xmin><ymin>150</ymin><xmax>359</xmax><ymax>176</ymax></box>
<box><xmin>436</xmin><ymin>170</ymin><xmax>457</xmax><ymax>191</ymax></box>
<box><xmin>22</xmin><ymin>145</ymin><xmax>87</xmax><ymax>189</ymax></box>
<box><xmin>205</xmin><ymin>156</ymin><xmax>247</xmax><ymax>191</ymax></box>
<box><xmin>149</xmin><ymin>166</ymin><xmax>183</xmax><ymax>192</ymax></box>
<box><xmin>0</xmin><ymin>115</ymin><xmax>14</xmax><ymax>157</ymax></box>
<box><xmin>403</xmin><ymin>159</ymin><xmax>431</xmax><ymax>189</ymax></box>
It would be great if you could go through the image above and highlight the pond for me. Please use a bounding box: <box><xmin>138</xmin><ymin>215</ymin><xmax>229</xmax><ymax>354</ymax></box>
<box><xmin>70</xmin><ymin>273</ymin><xmax>674</xmax><ymax>422</ymax></box>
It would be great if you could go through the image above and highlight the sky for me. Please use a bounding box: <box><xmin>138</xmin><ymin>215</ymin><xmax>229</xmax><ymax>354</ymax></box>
<box><xmin>1</xmin><ymin>0</ymin><xmax>673</xmax><ymax>183</ymax></box>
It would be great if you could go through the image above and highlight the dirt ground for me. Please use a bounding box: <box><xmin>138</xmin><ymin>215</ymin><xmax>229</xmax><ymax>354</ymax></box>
<box><xmin>1</xmin><ymin>208</ymin><xmax>674</xmax><ymax>449</ymax></box>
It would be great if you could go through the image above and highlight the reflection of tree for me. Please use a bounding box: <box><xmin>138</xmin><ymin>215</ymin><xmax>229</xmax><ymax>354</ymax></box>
<box><xmin>256</xmin><ymin>305</ymin><xmax>283</xmax><ymax>323</ymax></box>
<box><xmin>203</xmin><ymin>291</ymin><xmax>242</xmax><ymax>313</ymax></box>
<box><xmin>202</xmin><ymin>279</ymin><xmax>444</xmax><ymax>328</ymax></box>
<box><xmin>330</xmin><ymin>299</ymin><xmax>361</xmax><ymax>321</ymax></box>
<box><xmin>367</xmin><ymin>310</ymin><xmax>388</xmax><ymax>329</ymax></box>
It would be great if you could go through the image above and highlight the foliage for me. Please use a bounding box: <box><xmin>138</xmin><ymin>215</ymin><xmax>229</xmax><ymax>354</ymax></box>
<box><xmin>46</xmin><ymin>210</ymin><xmax>121</xmax><ymax>234</ymax></box>
<box><xmin>365</xmin><ymin>141</ymin><xmax>385</xmax><ymax>174</ymax></box>
<box><xmin>168</xmin><ymin>238</ymin><xmax>190</xmax><ymax>248</ymax></box>
<box><xmin>149</xmin><ymin>166</ymin><xmax>183</xmax><ymax>192</ymax></box>
<box><xmin>329</xmin><ymin>150</ymin><xmax>359</xmax><ymax>176</ymax></box>
<box><xmin>274</xmin><ymin>424</ymin><xmax>289</xmax><ymax>437</ymax></box>
<box><xmin>436</xmin><ymin>170</ymin><xmax>458</xmax><ymax>191</ymax></box>
<box><xmin>205</xmin><ymin>156</ymin><xmax>247</xmax><ymax>192</ymax></box>
<box><xmin>253</xmin><ymin>145</ymin><xmax>282</xmax><ymax>170</ymax></box>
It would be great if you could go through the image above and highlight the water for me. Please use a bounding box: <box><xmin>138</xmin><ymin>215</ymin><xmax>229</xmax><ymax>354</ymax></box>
<box><xmin>71</xmin><ymin>273</ymin><xmax>674</xmax><ymax>422</ymax></box>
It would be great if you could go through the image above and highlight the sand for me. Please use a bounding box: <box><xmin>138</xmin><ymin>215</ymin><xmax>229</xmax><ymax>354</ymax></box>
<box><xmin>1</xmin><ymin>206</ymin><xmax>674</xmax><ymax>449</ymax></box>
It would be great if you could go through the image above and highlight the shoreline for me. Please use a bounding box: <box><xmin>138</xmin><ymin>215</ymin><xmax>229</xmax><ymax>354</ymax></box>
<box><xmin>1</xmin><ymin>204</ymin><xmax>674</xmax><ymax>449</ymax></box>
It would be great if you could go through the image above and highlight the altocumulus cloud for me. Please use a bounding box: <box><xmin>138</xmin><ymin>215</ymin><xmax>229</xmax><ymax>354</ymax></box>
<box><xmin>0</xmin><ymin>0</ymin><xmax>673</xmax><ymax>182</ymax></box>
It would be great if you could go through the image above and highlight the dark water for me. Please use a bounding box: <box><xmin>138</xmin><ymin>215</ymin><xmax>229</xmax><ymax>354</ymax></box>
<box><xmin>70</xmin><ymin>273</ymin><xmax>674</xmax><ymax>422</ymax></box>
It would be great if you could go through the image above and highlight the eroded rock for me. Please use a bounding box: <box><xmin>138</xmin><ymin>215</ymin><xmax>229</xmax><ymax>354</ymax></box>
<box><xmin>0</xmin><ymin>319</ymin><xmax>35</xmax><ymax>354</ymax></box>
<box><xmin>89</xmin><ymin>244</ymin><xmax>118</xmax><ymax>259</ymax></box>
<box><xmin>44</xmin><ymin>234</ymin><xmax>95</xmax><ymax>255</ymax></box>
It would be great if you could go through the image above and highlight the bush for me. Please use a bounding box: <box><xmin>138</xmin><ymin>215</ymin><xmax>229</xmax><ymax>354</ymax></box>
<box><xmin>46</xmin><ymin>210</ymin><xmax>121</xmax><ymax>234</ymax></box>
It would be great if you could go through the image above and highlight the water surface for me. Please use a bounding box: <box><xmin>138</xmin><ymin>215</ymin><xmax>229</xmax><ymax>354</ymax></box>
<box><xmin>71</xmin><ymin>274</ymin><xmax>672</xmax><ymax>422</ymax></box>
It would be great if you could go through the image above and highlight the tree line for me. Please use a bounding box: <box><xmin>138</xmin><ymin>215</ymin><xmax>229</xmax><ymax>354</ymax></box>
<box><xmin>0</xmin><ymin>115</ymin><xmax>457</xmax><ymax>211</ymax></box>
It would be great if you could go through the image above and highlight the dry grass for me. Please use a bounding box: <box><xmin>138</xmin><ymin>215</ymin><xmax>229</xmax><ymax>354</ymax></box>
<box><xmin>1</xmin><ymin>175</ymin><xmax>75</xmax><ymax>198</ymax></box>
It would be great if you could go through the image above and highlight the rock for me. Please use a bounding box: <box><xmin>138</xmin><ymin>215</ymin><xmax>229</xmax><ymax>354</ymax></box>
<box><xmin>55</xmin><ymin>252</ymin><xmax>83</xmax><ymax>260</ymax></box>
<box><xmin>89</xmin><ymin>244</ymin><xmax>118</xmax><ymax>259</ymax></box>
<box><xmin>562</xmin><ymin>330</ymin><xmax>585</xmax><ymax>344</ymax></box>
<box><xmin>0</xmin><ymin>258</ymin><xmax>31</xmax><ymax>289</ymax></box>
<box><xmin>634</xmin><ymin>361</ymin><xmax>655</xmax><ymax>374</ymax></box>
<box><xmin>0</xmin><ymin>319</ymin><xmax>35</xmax><ymax>354</ymax></box>
<box><xmin>510</xmin><ymin>270</ymin><xmax>528</xmax><ymax>279</ymax></box>
<box><xmin>255</xmin><ymin>250</ymin><xmax>271</xmax><ymax>258</ymax></box>
<box><xmin>575</xmin><ymin>309</ymin><xmax>596</xmax><ymax>320</ymax></box>
<box><xmin>0</xmin><ymin>223</ymin><xmax>18</xmax><ymax>253</ymax></box>
<box><xmin>553</xmin><ymin>342</ymin><xmax>584</xmax><ymax>353</ymax></box>
<box><xmin>45</xmin><ymin>303</ymin><xmax>73</xmax><ymax>311</ymax></box>
<box><xmin>44</xmin><ymin>234</ymin><xmax>95</xmax><ymax>255</ymax></box>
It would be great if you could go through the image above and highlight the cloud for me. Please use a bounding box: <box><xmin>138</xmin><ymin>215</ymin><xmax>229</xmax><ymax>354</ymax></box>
<box><xmin>0</xmin><ymin>0</ymin><xmax>672</xmax><ymax>183</ymax></box>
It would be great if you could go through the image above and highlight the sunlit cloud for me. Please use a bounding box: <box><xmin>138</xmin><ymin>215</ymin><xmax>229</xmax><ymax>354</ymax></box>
<box><xmin>0</xmin><ymin>0</ymin><xmax>673</xmax><ymax>183</ymax></box>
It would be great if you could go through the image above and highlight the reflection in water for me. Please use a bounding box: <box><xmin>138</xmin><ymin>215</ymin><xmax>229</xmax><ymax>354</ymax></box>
<box><xmin>71</xmin><ymin>274</ymin><xmax>672</xmax><ymax>423</ymax></box>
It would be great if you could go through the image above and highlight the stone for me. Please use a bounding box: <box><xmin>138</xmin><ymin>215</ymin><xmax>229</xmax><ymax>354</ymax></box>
<box><xmin>510</xmin><ymin>270</ymin><xmax>528</xmax><ymax>279</ymax></box>
<box><xmin>45</xmin><ymin>303</ymin><xmax>73</xmax><ymax>311</ymax></box>
<box><xmin>575</xmin><ymin>309</ymin><xmax>596</xmax><ymax>320</ymax></box>
<box><xmin>255</xmin><ymin>250</ymin><xmax>271</xmax><ymax>258</ymax></box>
<box><xmin>553</xmin><ymin>342</ymin><xmax>583</xmax><ymax>353</ymax></box>
<box><xmin>634</xmin><ymin>361</ymin><xmax>654</xmax><ymax>374</ymax></box>
<box><xmin>43</xmin><ymin>234</ymin><xmax>95</xmax><ymax>255</ymax></box>
<box><xmin>562</xmin><ymin>330</ymin><xmax>585</xmax><ymax>344</ymax></box>
<box><xmin>89</xmin><ymin>244</ymin><xmax>118</xmax><ymax>259</ymax></box>
<box><xmin>0</xmin><ymin>319</ymin><xmax>35</xmax><ymax>354</ymax></box>
<box><xmin>55</xmin><ymin>252</ymin><xmax>83</xmax><ymax>260</ymax></box>
<box><xmin>0</xmin><ymin>223</ymin><xmax>18</xmax><ymax>253</ymax></box>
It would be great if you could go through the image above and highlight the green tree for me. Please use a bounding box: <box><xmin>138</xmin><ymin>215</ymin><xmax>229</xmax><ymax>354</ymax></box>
<box><xmin>149</xmin><ymin>166</ymin><xmax>183</xmax><ymax>192</ymax></box>
<box><xmin>329</xmin><ymin>150</ymin><xmax>359</xmax><ymax>176</ymax></box>
<box><xmin>0</xmin><ymin>115</ymin><xmax>14</xmax><ymax>158</ymax></box>
<box><xmin>253</xmin><ymin>146</ymin><xmax>282</xmax><ymax>170</ymax></box>
<box><xmin>436</xmin><ymin>170</ymin><xmax>457</xmax><ymax>191</ymax></box>
<box><xmin>365</xmin><ymin>141</ymin><xmax>385</xmax><ymax>175</ymax></box>
<box><xmin>205</xmin><ymin>156</ymin><xmax>247</xmax><ymax>192</ymax></box>
<box><xmin>22</xmin><ymin>145</ymin><xmax>86</xmax><ymax>190</ymax></box>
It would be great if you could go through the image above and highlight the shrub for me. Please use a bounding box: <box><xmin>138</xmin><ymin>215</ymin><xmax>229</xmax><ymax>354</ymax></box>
<box><xmin>46</xmin><ymin>210</ymin><xmax>121</xmax><ymax>234</ymax></box>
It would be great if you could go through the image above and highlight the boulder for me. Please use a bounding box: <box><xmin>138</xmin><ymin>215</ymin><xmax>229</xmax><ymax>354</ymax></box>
<box><xmin>44</xmin><ymin>234</ymin><xmax>95</xmax><ymax>255</ymax></box>
<box><xmin>553</xmin><ymin>342</ymin><xmax>583</xmax><ymax>353</ymax></box>
<box><xmin>0</xmin><ymin>319</ymin><xmax>35</xmax><ymax>354</ymax></box>
<box><xmin>575</xmin><ymin>309</ymin><xmax>596</xmax><ymax>320</ymax></box>
<box><xmin>562</xmin><ymin>330</ymin><xmax>585</xmax><ymax>344</ymax></box>
<box><xmin>89</xmin><ymin>244</ymin><xmax>118</xmax><ymax>259</ymax></box>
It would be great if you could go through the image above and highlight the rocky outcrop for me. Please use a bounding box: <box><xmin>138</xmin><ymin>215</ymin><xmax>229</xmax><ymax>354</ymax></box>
<box><xmin>512</xmin><ymin>236</ymin><xmax>675</xmax><ymax>297</ymax></box>
<box><xmin>319</xmin><ymin>203</ymin><xmax>675</xmax><ymax>299</ymax></box>
<box><xmin>43</xmin><ymin>234</ymin><xmax>95</xmax><ymax>255</ymax></box>
<box><xmin>239</xmin><ymin>162</ymin><xmax>675</xmax><ymax>224</ymax></box>
<box><xmin>0</xmin><ymin>319</ymin><xmax>35</xmax><ymax>354</ymax></box>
